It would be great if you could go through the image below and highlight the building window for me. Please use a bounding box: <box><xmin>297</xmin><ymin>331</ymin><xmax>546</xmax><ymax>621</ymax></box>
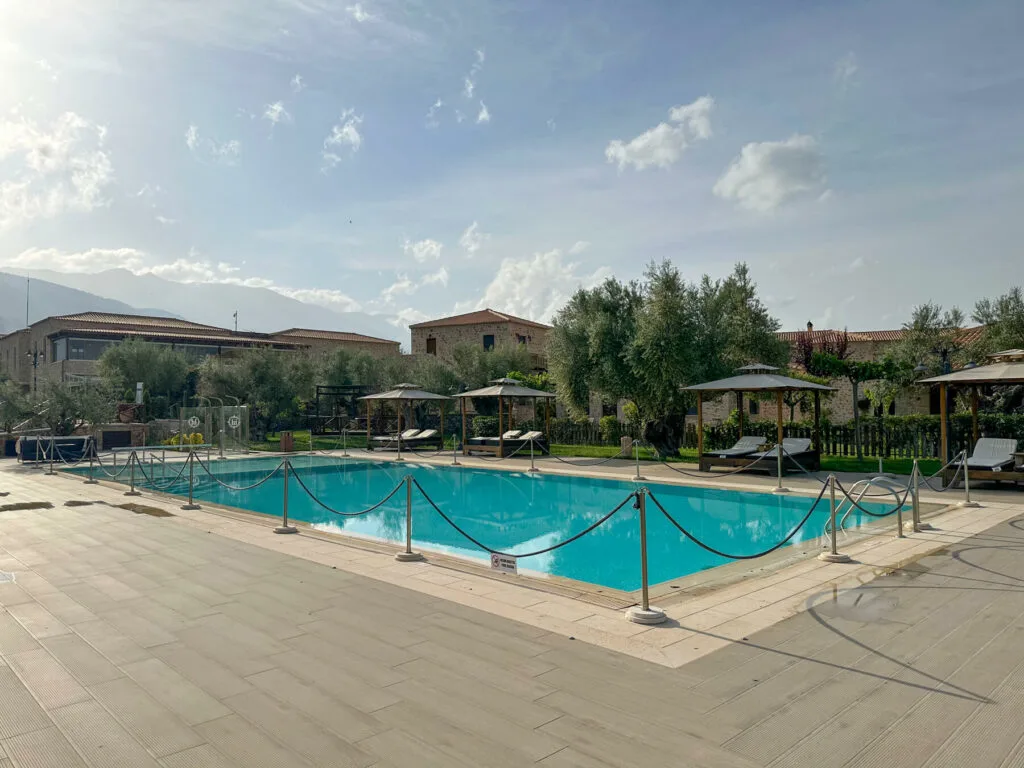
<box><xmin>516</xmin><ymin>334</ymin><xmax>527</xmax><ymax>344</ymax></box>
<box><xmin>749</xmin><ymin>400</ymin><xmax>760</xmax><ymax>416</ymax></box>
<box><xmin>51</xmin><ymin>338</ymin><xmax>68</xmax><ymax>362</ymax></box>
<box><xmin>426</xmin><ymin>337</ymin><xmax>437</xmax><ymax>355</ymax></box>
<box><xmin>483</xmin><ymin>334</ymin><xmax>495</xmax><ymax>351</ymax></box>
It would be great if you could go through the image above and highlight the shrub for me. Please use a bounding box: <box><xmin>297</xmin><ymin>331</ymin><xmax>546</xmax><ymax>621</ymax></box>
<box><xmin>599</xmin><ymin>415</ymin><xmax>621</xmax><ymax>444</ymax></box>
<box><xmin>472</xmin><ymin>416</ymin><xmax>499</xmax><ymax>437</ymax></box>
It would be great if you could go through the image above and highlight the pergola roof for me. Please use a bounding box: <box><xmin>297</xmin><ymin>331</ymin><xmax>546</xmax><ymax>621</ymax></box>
<box><xmin>917</xmin><ymin>359</ymin><xmax>1024</xmax><ymax>386</ymax></box>
<box><xmin>455</xmin><ymin>378</ymin><xmax>556</xmax><ymax>399</ymax></box>
<box><xmin>359</xmin><ymin>383</ymin><xmax>450</xmax><ymax>401</ymax></box>
<box><xmin>683</xmin><ymin>373</ymin><xmax>833</xmax><ymax>393</ymax></box>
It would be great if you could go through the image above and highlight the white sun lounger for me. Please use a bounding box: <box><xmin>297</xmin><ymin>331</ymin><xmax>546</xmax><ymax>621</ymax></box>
<box><xmin>751</xmin><ymin>437</ymin><xmax>813</xmax><ymax>459</ymax></box>
<box><xmin>711</xmin><ymin>435</ymin><xmax>765</xmax><ymax>458</ymax></box>
<box><xmin>965</xmin><ymin>438</ymin><xmax>1018</xmax><ymax>471</ymax></box>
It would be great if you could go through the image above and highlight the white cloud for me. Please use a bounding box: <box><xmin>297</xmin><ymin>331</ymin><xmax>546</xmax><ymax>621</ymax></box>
<box><xmin>468</xmin><ymin>248</ymin><xmax>610</xmax><ymax>322</ymax></box>
<box><xmin>458</xmin><ymin>222</ymin><xmax>488</xmax><ymax>257</ymax></box>
<box><xmin>3</xmin><ymin>247</ymin><xmax>146</xmax><ymax>273</ymax></box>
<box><xmin>605</xmin><ymin>95</ymin><xmax>714</xmax><ymax>171</ymax></box>
<box><xmin>0</xmin><ymin>112</ymin><xmax>114</xmax><ymax>229</ymax></box>
<box><xmin>455</xmin><ymin>110</ymin><xmax>466</xmax><ymax>124</ymax></box>
<box><xmin>136</xmin><ymin>184</ymin><xmax>161</xmax><ymax>198</ymax></box>
<box><xmin>463</xmin><ymin>77</ymin><xmax>475</xmax><ymax>99</ymax></box>
<box><xmin>37</xmin><ymin>59</ymin><xmax>59</xmax><ymax>82</ymax></box>
<box><xmin>568</xmin><ymin>240</ymin><xmax>590</xmax><ymax>255</ymax></box>
<box><xmin>425</xmin><ymin>99</ymin><xmax>443</xmax><ymax>129</ymax></box>
<box><xmin>835</xmin><ymin>52</ymin><xmax>858</xmax><ymax>90</ymax></box>
<box><xmin>389</xmin><ymin>307</ymin><xmax>430</xmax><ymax>328</ymax></box>
<box><xmin>380</xmin><ymin>273</ymin><xmax>416</xmax><ymax>302</ymax></box>
<box><xmin>155</xmin><ymin>215</ymin><xmax>177</xmax><ymax>225</ymax></box>
<box><xmin>712</xmin><ymin>134</ymin><xmax>827</xmax><ymax>212</ymax></box>
<box><xmin>402</xmin><ymin>238</ymin><xmax>443</xmax><ymax>263</ymax></box>
<box><xmin>185</xmin><ymin>124</ymin><xmax>241</xmax><ymax>165</ymax></box>
<box><xmin>263</xmin><ymin>101</ymin><xmax>291</xmax><ymax>125</ymax></box>
<box><xmin>322</xmin><ymin>109</ymin><xmax>362</xmax><ymax>171</ymax></box>
<box><xmin>848</xmin><ymin>256</ymin><xmax>865</xmax><ymax>272</ymax></box>
<box><xmin>346</xmin><ymin>3</ymin><xmax>373</xmax><ymax>22</ymax></box>
<box><xmin>547</xmin><ymin>118</ymin><xmax>557</xmax><ymax>132</ymax></box>
<box><xmin>476</xmin><ymin>101</ymin><xmax>490</xmax><ymax>124</ymax></box>
<box><xmin>2</xmin><ymin>246</ymin><xmax>362</xmax><ymax>311</ymax></box>
<box><xmin>421</xmin><ymin>266</ymin><xmax>449</xmax><ymax>287</ymax></box>
<box><xmin>290</xmin><ymin>74</ymin><xmax>306</xmax><ymax>93</ymax></box>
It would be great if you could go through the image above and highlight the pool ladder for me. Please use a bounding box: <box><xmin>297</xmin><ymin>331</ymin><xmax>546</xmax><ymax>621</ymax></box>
<box><xmin>823</xmin><ymin>475</ymin><xmax>908</xmax><ymax>537</ymax></box>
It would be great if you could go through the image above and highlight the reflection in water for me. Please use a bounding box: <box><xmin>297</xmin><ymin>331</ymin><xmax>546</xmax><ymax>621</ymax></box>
<box><xmin>120</xmin><ymin>456</ymin><xmax>887</xmax><ymax>591</ymax></box>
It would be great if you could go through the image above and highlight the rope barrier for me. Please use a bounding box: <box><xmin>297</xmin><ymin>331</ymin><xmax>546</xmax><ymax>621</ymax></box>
<box><xmin>918</xmin><ymin>451</ymin><xmax>966</xmax><ymax>493</ymax></box>
<box><xmin>412</xmin><ymin>476</ymin><xmax>634</xmax><ymax>558</ymax></box>
<box><xmin>94</xmin><ymin>451</ymin><xmax>133</xmax><ymax>478</ymax></box>
<box><xmin>193</xmin><ymin>454</ymin><xmax>285</xmax><ymax>491</ymax></box>
<box><xmin>653</xmin><ymin>449</ymin><xmax>778</xmax><ymax>479</ymax></box>
<box><xmin>832</xmin><ymin>477</ymin><xmax>910</xmax><ymax>518</ymax></box>
<box><xmin>647</xmin><ymin>482</ymin><xmax>828</xmax><ymax>560</ymax></box>
<box><xmin>133</xmin><ymin>456</ymin><xmax>191</xmax><ymax>491</ymax></box>
<box><xmin>289</xmin><ymin>467</ymin><xmax>406</xmax><ymax>517</ymax></box>
<box><xmin>536</xmin><ymin>442</ymin><xmax>632</xmax><ymax>467</ymax></box>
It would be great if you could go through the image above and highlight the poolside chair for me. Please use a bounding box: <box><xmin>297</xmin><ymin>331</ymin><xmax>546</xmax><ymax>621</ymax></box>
<box><xmin>965</xmin><ymin>438</ymin><xmax>1018</xmax><ymax>472</ymax></box>
<box><xmin>468</xmin><ymin>429</ymin><xmax>522</xmax><ymax>447</ymax></box>
<box><xmin>750</xmin><ymin>437</ymin><xmax>813</xmax><ymax>460</ymax></box>
<box><xmin>371</xmin><ymin>428</ymin><xmax>421</xmax><ymax>446</ymax></box>
<box><xmin>404</xmin><ymin>429</ymin><xmax>442</xmax><ymax>449</ymax></box>
<box><xmin>710</xmin><ymin>435</ymin><xmax>765</xmax><ymax>459</ymax></box>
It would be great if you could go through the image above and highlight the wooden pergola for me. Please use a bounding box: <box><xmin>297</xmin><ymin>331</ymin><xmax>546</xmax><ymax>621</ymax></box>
<box><xmin>359</xmin><ymin>383</ymin><xmax>450</xmax><ymax>461</ymax></box>
<box><xmin>917</xmin><ymin>349</ymin><xmax>1024</xmax><ymax>482</ymax></box>
<box><xmin>455</xmin><ymin>378</ymin><xmax>556</xmax><ymax>457</ymax></box>
<box><xmin>683</xmin><ymin>364</ymin><xmax>833</xmax><ymax>475</ymax></box>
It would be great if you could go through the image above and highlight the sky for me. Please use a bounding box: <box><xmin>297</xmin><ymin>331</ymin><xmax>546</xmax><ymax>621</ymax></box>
<box><xmin>1</xmin><ymin>0</ymin><xmax>1022</xmax><ymax>336</ymax></box>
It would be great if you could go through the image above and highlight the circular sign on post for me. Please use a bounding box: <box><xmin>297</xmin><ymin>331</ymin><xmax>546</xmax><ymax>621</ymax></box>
<box><xmin>227</xmin><ymin>415</ymin><xmax>241</xmax><ymax>429</ymax></box>
<box><xmin>490</xmin><ymin>554</ymin><xmax>500</xmax><ymax>569</ymax></box>
<box><xmin>187</xmin><ymin>416</ymin><xmax>200</xmax><ymax>429</ymax></box>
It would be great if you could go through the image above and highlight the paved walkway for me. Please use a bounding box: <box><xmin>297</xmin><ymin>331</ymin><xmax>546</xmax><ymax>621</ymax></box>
<box><xmin>3</xmin><ymin>480</ymin><xmax>1024</xmax><ymax>765</ymax></box>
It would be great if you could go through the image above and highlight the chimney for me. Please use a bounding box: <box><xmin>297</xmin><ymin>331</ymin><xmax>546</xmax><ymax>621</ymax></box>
<box><xmin>806</xmin><ymin>321</ymin><xmax>814</xmax><ymax>333</ymax></box>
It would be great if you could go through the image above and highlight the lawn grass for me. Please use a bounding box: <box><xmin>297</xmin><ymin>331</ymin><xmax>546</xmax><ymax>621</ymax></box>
<box><xmin>252</xmin><ymin>431</ymin><xmax>941</xmax><ymax>476</ymax></box>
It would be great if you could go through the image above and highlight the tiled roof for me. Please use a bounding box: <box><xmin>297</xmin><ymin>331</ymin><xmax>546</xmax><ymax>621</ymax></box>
<box><xmin>409</xmin><ymin>308</ymin><xmax>551</xmax><ymax>330</ymax></box>
<box><xmin>56</xmin><ymin>327</ymin><xmax>295</xmax><ymax>347</ymax></box>
<box><xmin>51</xmin><ymin>312</ymin><xmax>229</xmax><ymax>333</ymax></box>
<box><xmin>777</xmin><ymin>326</ymin><xmax>987</xmax><ymax>345</ymax></box>
<box><xmin>273</xmin><ymin>328</ymin><xmax>398</xmax><ymax>345</ymax></box>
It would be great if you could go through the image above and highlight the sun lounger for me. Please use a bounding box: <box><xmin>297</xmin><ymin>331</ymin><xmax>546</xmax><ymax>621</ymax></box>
<box><xmin>404</xmin><ymin>429</ymin><xmax>442</xmax><ymax>449</ymax></box>
<box><xmin>710</xmin><ymin>435</ymin><xmax>765</xmax><ymax>458</ymax></box>
<box><xmin>371</xmin><ymin>428</ymin><xmax>421</xmax><ymax>447</ymax></box>
<box><xmin>468</xmin><ymin>429</ymin><xmax>522</xmax><ymax>446</ymax></box>
<box><xmin>751</xmin><ymin>437</ymin><xmax>813</xmax><ymax>460</ymax></box>
<box><xmin>965</xmin><ymin>437</ymin><xmax>1018</xmax><ymax>471</ymax></box>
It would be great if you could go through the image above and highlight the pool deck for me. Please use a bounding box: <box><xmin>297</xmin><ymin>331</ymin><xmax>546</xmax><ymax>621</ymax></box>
<box><xmin>4</xmin><ymin>457</ymin><xmax>1024</xmax><ymax>765</ymax></box>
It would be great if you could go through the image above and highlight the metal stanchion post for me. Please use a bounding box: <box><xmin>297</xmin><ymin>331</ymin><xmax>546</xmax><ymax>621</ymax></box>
<box><xmin>911</xmin><ymin>461</ymin><xmax>930</xmax><ymax>531</ymax></box>
<box><xmin>772</xmin><ymin>446</ymin><xmax>789</xmax><ymax>494</ymax></box>
<box><xmin>124</xmin><ymin>451</ymin><xmax>142</xmax><ymax>496</ymax></box>
<box><xmin>895</xmin><ymin>484</ymin><xmax>905</xmax><ymax>538</ymax></box>
<box><xmin>395</xmin><ymin>475</ymin><xmax>425</xmax><ymax>561</ymax></box>
<box><xmin>84</xmin><ymin>445</ymin><xmax>98</xmax><ymax>485</ymax></box>
<box><xmin>451</xmin><ymin>435</ymin><xmax>460</xmax><ymax>466</ymax></box>
<box><xmin>528</xmin><ymin>437</ymin><xmax>539</xmax><ymax>473</ymax></box>
<box><xmin>46</xmin><ymin>434</ymin><xmax>56</xmax><ymax>475</ymax></box>
<box><xmin>181</xmin><ymin>451</ymin><xmax>201</xmax><ymax>510</ymax></box>
<box><xmin>274</xmin><ymin>459</ymin><xmax>298</xmax><ymax>534</ymax></box>
<box><xmin>959</xmin><ymin>451</ymin><xmax>980</xmax><ymax>508</ymax></box>
<box><xmin>625</xmin><ymin>489</ymin><xmax>666</xmax><ymax>624</ymax></box>
<box><xmin>341</xmin><ymin>429</ymin><xmax>349</xmax><ymax>457</ymax></box>
<box><xmin>818</xmin><ymin>474</ymin><xmax>851</xmax><ymax>563</ymax></box>
<box><xmin>633</xmin><ymin>440</ymin><xmax>646</xmax><ymax>482</ymax></box>
<box><xmin>149</xmin><ymin>453</ymin><xmax>155</xmax><ymax>487</ymax></box>
<box><xmin>113</xmin><ymin>451</ymin><xmax>118</xmax><ymax>470</ymax></box>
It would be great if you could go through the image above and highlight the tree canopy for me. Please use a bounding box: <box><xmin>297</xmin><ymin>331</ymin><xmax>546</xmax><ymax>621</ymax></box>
<box><xmin>548</xmin><ymin>261</ymin><xmax>786</xmax><ymax>425</ymax></box>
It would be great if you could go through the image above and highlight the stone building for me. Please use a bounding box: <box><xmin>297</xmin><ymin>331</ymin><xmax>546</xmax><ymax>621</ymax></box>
<box><xmin>0</xmin><ymin>312</ymin><xmax>400</xmax><ymax>392</ymax></box>
<box><xmin>409</xmin><ymin>308</ymin><xmax>549</xmax><ymax>369</ymax></box>
<box><xmin>699</xmin><ymin>323</ymin><xmax>986</xmax><ymax>425</ymax></box>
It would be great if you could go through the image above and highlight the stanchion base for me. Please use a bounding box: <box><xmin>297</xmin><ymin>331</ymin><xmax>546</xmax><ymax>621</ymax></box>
<box><xmin>527</xmin><ymin>467</ymin><xmax>541</xmax><ymax>474</ymax></box>
<box><xmin>395</xmin><ymin>551</ymin><xmax>425</xmax><ymax>562</ymax></box>
<box><xmin>772</xmin><ymin>487</ymin><xmax>791</xmax><ymax>494</ymax></box>
<box><xmin>273</xmin><ymin>525</ymin><xmax>298</xmax><ymax>534</ymax></box>
<box><xmin>180</xmin><ymin>504</ymin><xmax>201</xmax><ymax>511</ymax></box>
<box><xmin>124</xmin><ymin>491</ymin><xmax>142</xmax><ymax>497</ymax></box>
<box><xmin>83</xmin><ymin>479</ymin><xmax>99</xmax><ymax>485</ymax></box>
<box><xmin>915</xmin><ymin>522</ymin><xmax>934</xmax><ymax>531</ymax></box>
<box><xmin>625</xmin><ymin>606</ymin><xmax>667</xmax><ymax>625</ymax></box>
<box><xmin>957</xmin><ymin>501</ymin><xmax>981</xmax><ymax>508</ymax></box>
<box><xmin>818</xmin><ymin>551</ymin><xmax>853</xmax><ymax>563</ymax></box>
<box><xmin>634</xmin><ymin>476</ymin><xmax>647</xmax><ymax>482</ymax></box>
<box><xmin>44</xmin><ymin>471</ymin><xmax>57</xmax><ymax>476</ymax></box>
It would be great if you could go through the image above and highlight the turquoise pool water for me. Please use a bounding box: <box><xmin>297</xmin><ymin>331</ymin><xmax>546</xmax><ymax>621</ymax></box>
<box><xmin>81</xmin><ymin>456</ymin><xmax>896</xmax><ymax>591</ymax></box>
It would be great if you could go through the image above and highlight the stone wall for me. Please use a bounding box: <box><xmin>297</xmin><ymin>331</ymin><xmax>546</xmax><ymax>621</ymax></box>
<box><xmin>411</xmin><ymin>321</ymin><xmax>548</xmax><ymax>368</ymax></box>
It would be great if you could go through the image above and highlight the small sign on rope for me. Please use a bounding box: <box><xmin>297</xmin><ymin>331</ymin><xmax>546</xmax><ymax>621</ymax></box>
<box><xmin>490</xmin><ymin>553</ymin><xmax>518</xmax><ymax>575</ymax></box>
<box><xmin>0</xmin><ymin>572</ymin><xmax>15</xmax><ymax>584</ymax></box>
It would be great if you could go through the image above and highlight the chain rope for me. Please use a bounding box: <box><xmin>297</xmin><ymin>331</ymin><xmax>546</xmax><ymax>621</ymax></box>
<box><xmin>411</xmin><ymin>475</ymin><xmax>634</xmax><ymax>558</ymax></box>
<box><xmin>647</xmin><ymin>482</ymin><xmax>828</xmax><ymax>560</ymax></box>
<box><xmin>288</xmin><ymin>466</ymin><xmax>407</xmax><ymax>517</ymax></box>
<box><xmin>193</xmin><ymin>454</ymin><xmax>285</xmax><ymax>491</ymax></box>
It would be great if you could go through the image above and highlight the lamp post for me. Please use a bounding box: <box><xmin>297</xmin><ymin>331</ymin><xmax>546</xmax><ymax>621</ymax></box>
<box><xmin>25</xmin><ymin>346</ymin><xmax>41</xmax><ymax>393</ymax></box>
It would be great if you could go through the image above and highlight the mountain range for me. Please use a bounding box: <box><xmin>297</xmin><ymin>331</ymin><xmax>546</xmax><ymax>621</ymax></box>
<box><xmin>1</xmin><ymin>270</ymin><xmax>404</xmax><ymax>343</ymax></box>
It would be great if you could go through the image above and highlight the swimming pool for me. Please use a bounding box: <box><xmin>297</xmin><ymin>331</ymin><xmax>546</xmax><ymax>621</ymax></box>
<box><xmin>81</xmin><ymin>455</ymin><xmax>896</xmax><ymax>591</ymax></box>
